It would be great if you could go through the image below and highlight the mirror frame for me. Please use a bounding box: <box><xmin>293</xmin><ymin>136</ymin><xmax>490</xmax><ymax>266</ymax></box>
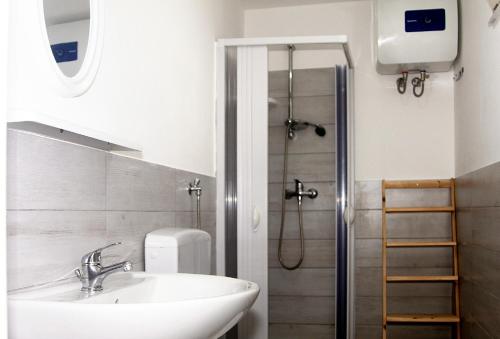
<box><xmin>38</xmin><ymin>0</ymin><xmax>104</xmax><ymax>97</ymax></box>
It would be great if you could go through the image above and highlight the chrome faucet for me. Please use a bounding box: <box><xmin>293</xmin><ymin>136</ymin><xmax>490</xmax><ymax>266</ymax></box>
<box><xmin>285</xmin><ymin>179</ymin><xmax>319</xmax><ymax>203</ymax></box>
<box><xmin>187</xmin><ymin>178</ymin><xmax>202</xmax><ymax>197</ymax></box>
<box><xmin>75</xmin><ymin>242</ymin><xmax>132</xmax><ymax>293</ymax></box>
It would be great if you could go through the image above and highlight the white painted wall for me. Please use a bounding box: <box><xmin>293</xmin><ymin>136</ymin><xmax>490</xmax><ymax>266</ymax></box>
<box><xmin>245</xmin><ymin>1</ymin><xmax>456</xmax><ymax>180</ymax></box>
<box><xmin>0</xmin><ymin>0</ymin><xmax>8</xmax><ymax>337</ymax></box>
<box><xmin>46</xmin><ymin>19</ymin><xmax>89</xmax><ymax>77</ymax></box>
<box><xmin>8</xmin><ymin>0</ymin><xmax>243</xmax><ymax>176</ymax></box>
<box><xmin>454</xmin><ymin>0</ymin><xmax>500</xmax><ymax>176</ymax></box>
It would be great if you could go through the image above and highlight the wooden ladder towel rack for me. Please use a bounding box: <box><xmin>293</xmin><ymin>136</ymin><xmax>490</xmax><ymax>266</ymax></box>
<box><xmin>382</xmin><ymin>179</ymin><xmax>461</xmax><ymax>339</ymax></box>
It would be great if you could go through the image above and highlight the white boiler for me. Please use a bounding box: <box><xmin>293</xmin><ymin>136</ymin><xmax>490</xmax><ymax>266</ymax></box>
<box><xmin>375</xmin><ymin>0</ymin><xmax>458</xmax><ymax>75</ymax></box>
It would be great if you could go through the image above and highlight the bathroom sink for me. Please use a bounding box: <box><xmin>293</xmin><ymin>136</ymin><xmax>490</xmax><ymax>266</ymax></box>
<box><xmin>8</xmin><ymin>272</ymin><xmax>259</xmax><ymax>339</ymax></box>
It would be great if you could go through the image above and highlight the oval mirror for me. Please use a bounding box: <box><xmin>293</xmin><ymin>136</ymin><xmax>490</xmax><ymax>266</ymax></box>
<box><xmin>43</xmin><ymin>0</ymin><xmax>90</xmax><ymax>78</ymax></box>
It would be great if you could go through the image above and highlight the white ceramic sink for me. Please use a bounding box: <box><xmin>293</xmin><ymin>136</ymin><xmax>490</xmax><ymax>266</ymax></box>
<box><xmin>8</xmin><ymin>272</ymin><xmax>259</xmax><ymax>339</ymax></box>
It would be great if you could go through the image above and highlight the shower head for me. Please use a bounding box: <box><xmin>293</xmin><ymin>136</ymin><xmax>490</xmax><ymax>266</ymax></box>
<box><xmin>285</xmin><ymin>119</ymin><xmax>326</xmax><ymax>138</ymax></box>
<box><xmin>315</xmin><ymin>125</ymin><xmax>326</xmax><ymax>137</ymax></box>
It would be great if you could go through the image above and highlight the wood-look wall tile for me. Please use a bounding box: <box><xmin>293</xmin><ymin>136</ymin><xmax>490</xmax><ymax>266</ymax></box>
<box><xmin>268</xmin><ymin>125</ymin><xmax>335</xmax><ymax>155</ymax></box>
<box><xmin>388</xmin><ymin>268</ymin><xmax>453</xmax><ymax>297</ymax></box>
<box><xmin>354</xmin><ymin>210</ymin><xmax>382</xmax><ymax>239</ymax></box>
<box><xmin>385</xmin><ymin>188</ymin><xmax>450</xmax><ymax>208</ymax></box>
<box><xmin>269</xmin><ymin>324</ymin><xmax>334</xmax><ymax>339</ymax></box>
<box><xmin>175</xmin><ymin>211</ymin><xmax>216</xmax><ymax>229</ymax></box>
<box><xmin>456</xmin><ymin>173</ymin><xmax>474</xmax><ymax>208</ymax></box>
<box><xmin>269</xmin><ymin>182</ymin><xmax>335</xmax><ymax>211</ymax></box>
<box><xmin>456</xmin><ymin>163</ymin><xmax>500</xmax><ymax>338</ymax></box>
<box><xmin>7</xmin><ymin>131</ymin><xmax>218</xmax><ymax>290</ymax></box>
<box><xmin>269</xmin><ymin>153</ymin><xmax>335</xmax><ymax>183</ymax></box>
<box><xmin>470</xmin><ymin>207</ymin><xmax>500</xmax><ymax>252</ymax></box>
<box><xmin>7</xmin><ymin>210</ymin><xmax>106</xmax><ymax>290</ymax></box>
<box><xmin>269</xmin><ymin>68</ymin><xmax>336</xmax><ymax>98</ymax></box>
<box><xmin>387</xmin><ymin>247</ymin><xmax>453</xmax><ymax>269</ymax></box>
<box><xmin>355</xmin><ymin>297</ymin><xmax>382</xmax><ymax>325</ymax></box>
<box><xmin>269</xmin><ymin>240</ymin><xmax>335</xmax><ymax>268</ymax></box>
<box><xmin>269</xmin><ymin>268</ymin><xmax>335</xmax><ymax>296</ymax></box>
<box><xmin>470</xmin><ymin>284</ymin><xmax>500</xmax><ymax>337</ymax></box>
<box><xmin>356</xmin><ymin>239</ymin><xmax>453</xmax><ymax>268</ymax></box>
<box><xmin>355</xmin><ymin>267</ymin><xmax>382</xmax><ymax>297</ymax></box>
<box><xmin>106</xmin><ymin>154</ymin><xmax>176</xmax><ymax>211</ymax></box>
<box><xmin>174</xmin><ymin>211</ymin><xmax>196</xmax><ymax>229</ymax></box>
<box><xmin>355</xmin><ymin>326</ymin><xmax>382</xmax><ymax>339</ymax></box>
<box><xmin>472</xmin><ymin>245</ymin><xmax>500</xmax><ymax>300</ymax></box>
<box><xmin>386</xmin><ymin>213</ymin><xmax>451</xmax><ymax>239</ymax></box>
<box><xmin>457</xmin><ymin>209</ymin><xmax>474</xmax><ymax>243</ymax></box>
<box><xmin>456</xmin><ymin>161</ymin><xmax>500</xmax><ymax>208</ymax></box>
<box><xmin>388</xmin><ymin>296</ymin><xmax>452</xmax><ymax>314</ymax></box>
<box><xmin>269</xmin><ymin>296</ymin><xmax>335</xmax><ymax>324</ymax></box>
<box><xmin>458</xmin><ymin>244</ymin><xmax>474</xmax><ymax>281</ymax></box>
<box><xmin>355</xmin><ymin>239</ymin><xmax>382</xmax><ymax>268</ymax></box>
<box><xmin>269</xmin><ymin>96</ymin><xmax>335</xmax><ymax>127</ymax></box>
<box><xmin>7</xmin><ymin>130</ymin><xmax>106</xmax><ymax>210</ymax></box>
<box><xmin>355</xmin><ymin>181</ymin><xmax>382</xmax><ymax>210</ymax></box>
<box><xmin>356</xmin><ymin>267</ymin><xmax>453</xmax><ymax>298</ymax></box>
<box><xmin>356</xmin><ymin>211</ymin><xmax>452</xmax><ymax>240</ymax></box>
<box><xmin>268</xmin><ymin>211</ymin><xmax>335</xmax><ymax>240</ymax></box>
<box><xmin>460</xmin><ymin>279</ymin><xmax>474</xmax><ymax>322</ymax></box>
<box><xmin>387</xmin><ymin>326</ymin><xmax>452</xmax><ymax>339</ymax></box>
<box><xmin>356</xmin><ymin>297</ymin><xmax>452</xmax><ymax>326</ymax></box>
<box><xmin>461</xmin><ymin>318</ymin><xmax>494</xmax><ymax>339</ymax></box>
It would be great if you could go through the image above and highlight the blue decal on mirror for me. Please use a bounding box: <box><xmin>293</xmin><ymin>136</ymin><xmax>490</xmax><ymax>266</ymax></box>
<box><xmin>51</xmin><ymin>41</ymin><xmax>78</xmax><ymax>63</ymax></box>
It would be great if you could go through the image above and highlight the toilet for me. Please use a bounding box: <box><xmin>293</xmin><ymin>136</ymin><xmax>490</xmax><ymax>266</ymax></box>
<box><xmin>145</xmin><ymin>228</ymin><xmax>211</xmax><ymax>275</ymax></box>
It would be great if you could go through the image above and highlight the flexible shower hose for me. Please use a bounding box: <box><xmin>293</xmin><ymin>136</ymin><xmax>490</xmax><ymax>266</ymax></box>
<box><xmin>278</xmin><ymin>126</ymin><xmax>305</xmax><ymax>270</ymax></box>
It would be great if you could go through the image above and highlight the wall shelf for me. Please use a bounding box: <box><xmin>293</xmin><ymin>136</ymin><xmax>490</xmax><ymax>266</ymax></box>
<box><xmin>8</xmin><ymin>110</ymin><xmax>142</xmax><ymax>152</ymax></box>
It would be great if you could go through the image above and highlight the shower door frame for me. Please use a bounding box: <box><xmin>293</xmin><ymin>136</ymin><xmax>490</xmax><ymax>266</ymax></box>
<box><xmin>216</xmin><ymin>36</ymin><xmax>355</xmax><ymax>339</ymax></box>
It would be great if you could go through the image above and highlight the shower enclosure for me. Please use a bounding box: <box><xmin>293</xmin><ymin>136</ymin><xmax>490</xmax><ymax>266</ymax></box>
<box><xmin>216</xmin><ymin>36</ymin><xmax>355</xmax><ymax>339</ymax></box>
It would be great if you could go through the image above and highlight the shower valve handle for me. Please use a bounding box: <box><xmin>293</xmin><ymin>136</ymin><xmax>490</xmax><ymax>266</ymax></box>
<box><xmin>285</xmin><ymin>179</ymin><xmax>318</xmax><ymax>200</ymax></box>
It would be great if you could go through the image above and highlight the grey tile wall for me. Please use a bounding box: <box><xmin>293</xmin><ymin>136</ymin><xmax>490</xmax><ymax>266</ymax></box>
<box><xmin>456</xmin><ymin>161</ymin><xmax>500</xmax><ymax>339</ymax></box>
<box><xmin>7</xmin><ymin>129</ymin><xmax>216</xmax><ymax>291</ymax></box>
<box><xmin>355</xmin><ymin>180</ymin><xmax>454</xmax><ymax>339</ymax></box>
<box><xmin>268</xmin><ymin>68</ymin><xmax>336</xmax><ymax>338</ymax></box>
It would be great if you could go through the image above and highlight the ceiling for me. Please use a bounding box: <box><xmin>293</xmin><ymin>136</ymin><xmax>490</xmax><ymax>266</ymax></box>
<box><xmin>242</xmin><ymin>0</ymin><xmax>365</xmax><ymax>10</ymax></box>
<box><xmin>43</xmin><ymin>0</ymin><xmax>90</xmax><ymax>26</ymax></box>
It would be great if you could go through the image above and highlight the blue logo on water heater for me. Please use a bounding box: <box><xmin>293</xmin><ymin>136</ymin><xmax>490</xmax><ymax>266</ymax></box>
<box><xmin>405</xmin><ymin>8</ymin><xmax>446</xmax><ymax>32</ymax></box>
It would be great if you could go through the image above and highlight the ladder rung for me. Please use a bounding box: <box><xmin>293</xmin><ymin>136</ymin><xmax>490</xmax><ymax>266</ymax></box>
<box><xmin>386</xmin><ymin>314</ymin><xmax>460</xmax><ymax>323</ymax></box>
<box><xmin>386</xmin><ymin>275</ymin><xmax>458</xmax><ymax>282</ymax></box>
<box><xmin>386</xmin><ymin>241</ymin><xmax>457</xmax><ymax>248</ymax></box>
<box><xmin>384</xmin><ymin>180</ymin><xmax>453</xmax><ymax>189</ymax></box>
<box><xmin>385</xmin><ymin>206</ymin><xmax>454</xmax><ymax>213</ymax></box>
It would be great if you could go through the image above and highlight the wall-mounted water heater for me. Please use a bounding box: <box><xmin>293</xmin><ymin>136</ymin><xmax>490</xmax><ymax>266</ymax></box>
<box><xmin>376</xmin><ymin>0</ymin><xmax>458</xmax><ymax>75</ymax></box>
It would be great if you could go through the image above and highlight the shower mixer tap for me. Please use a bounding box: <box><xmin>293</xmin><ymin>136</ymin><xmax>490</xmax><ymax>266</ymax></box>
<box><xmin>285</xmin><ymin>179</ymin><xmax>318</xmax><ymax>203</ymax></box>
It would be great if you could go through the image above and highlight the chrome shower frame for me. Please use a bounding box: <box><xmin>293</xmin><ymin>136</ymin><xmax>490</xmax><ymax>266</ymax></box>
<box><xmin>336</xmin><ymin>64</ymin><xmax>356</xmax><ymax>339</ymax></box>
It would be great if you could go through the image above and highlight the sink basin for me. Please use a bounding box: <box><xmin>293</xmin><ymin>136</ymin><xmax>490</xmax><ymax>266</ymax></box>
<box><xmin>8</xmin><ymin>272</ymin><xmax>259</xmax><ymax>339</ymax></box>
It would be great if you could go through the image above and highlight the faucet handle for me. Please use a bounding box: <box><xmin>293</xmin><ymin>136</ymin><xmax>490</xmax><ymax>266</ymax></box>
<box><xmin>294</xmin><ymin>179</ymin><xmax>304</xmax><ymax>191</ymax></box>
<box><xmin>81</xmin><ymin>242</ymin><xmax>122</xmax><ymax>265</ymax></box>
